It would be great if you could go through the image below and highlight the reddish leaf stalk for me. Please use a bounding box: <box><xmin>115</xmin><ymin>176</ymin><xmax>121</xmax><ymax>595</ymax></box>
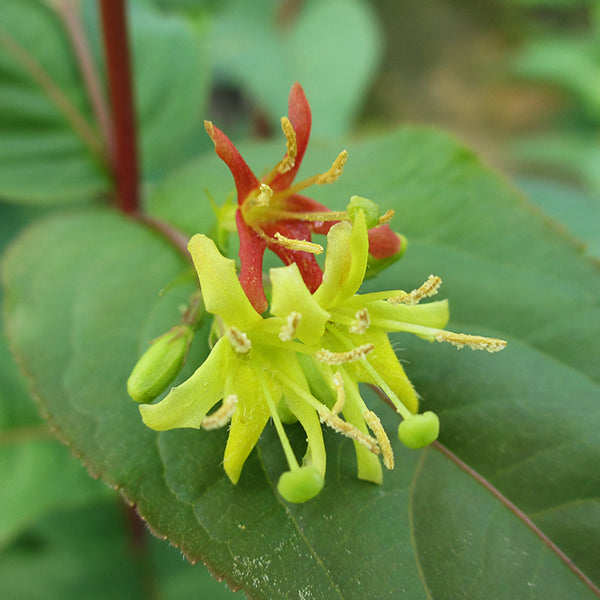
<box><xmin>99</xmin><ymin>0</ymin><xmax>139</xmax><ymax>214</ymax></box>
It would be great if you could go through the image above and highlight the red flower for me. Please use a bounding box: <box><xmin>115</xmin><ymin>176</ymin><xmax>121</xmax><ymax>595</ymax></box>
<box><xmin>205</xmin><ymin>83</ymin><xmax>401</xmax><ymax>313</ymax></box>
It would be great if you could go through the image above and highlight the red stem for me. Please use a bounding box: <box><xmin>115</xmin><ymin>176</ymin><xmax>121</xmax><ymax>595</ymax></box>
<box><xmin>99</xmin><ymin>0</ymin><xmax>139</xmax><ymax>214</ymax></box>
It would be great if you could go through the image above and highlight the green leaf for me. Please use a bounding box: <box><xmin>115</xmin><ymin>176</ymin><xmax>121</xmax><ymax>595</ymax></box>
<box><xmin>0</xmin><ymin>498</ymin><xmax>241</xmax><ymax>599</ymax></box>
<box><xmin>0</xmin><ymin>0</ymin><xmax>210</xmax><ymax>204</ymax></box>
<box><xmin>0</xmin><ymin>203</ymin><xmax>109</xmax><ymax>547</ymax></box>
<box><xmin>4</xmin><ymin>129</ymin><xmax>600</xmax><ymax>598</ymax></box>
<box><xmin>0</xmin><ymin>0</ymin><xmax>109</xmax><ymax>203</ymax></box>
<box><xmin>210</xmin><ymin>0</ymin><xmax>382</xmax><ymax>137</ymax></box>
<box><xmin>516</xmin><ymin>176</ymin><xmax>600</xmax><ymax>258</ymax></box>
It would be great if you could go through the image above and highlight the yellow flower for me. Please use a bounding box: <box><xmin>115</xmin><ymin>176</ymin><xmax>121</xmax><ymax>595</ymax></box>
<box><xmin>137</xmin><ymin>204</ymin><xmax>506</xmax><ymax>502</ymax></box>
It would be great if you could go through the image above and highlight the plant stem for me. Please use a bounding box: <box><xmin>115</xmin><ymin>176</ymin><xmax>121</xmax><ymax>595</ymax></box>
<box><xmin>99</xmin><ymin>0</ymin><xmax>140</xmax><ymax>214</ymax></box>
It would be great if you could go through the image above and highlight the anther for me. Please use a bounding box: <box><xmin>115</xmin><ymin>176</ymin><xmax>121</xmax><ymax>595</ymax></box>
<box><xmin>378</xmin><ymin>209</ymin><xmax>395</xmax><ymax>225</ymax></box>
<box><xmin>279</xmin><ymin>312</ymin><xmax>302</xmax><ymax>341</ymax></box>
<box><xmin>277</xmin><ymin>117</ymin><xmax>297</xmax><ymax>174</ymax></box>
<box><xmin>273</xmin><ymin>233</ymin><xmax>324</xmax><ymax>254</ymax></box>
<box><xmin>202</xmin><ymin>395</ymin><xmax>238</xmax><ymax>430</ymax></box>
<box><xmin>363</xmin><ymin>411</ymin><xmax>394</xmax><ymax>469</ymax></box>
<box><xmin>318</xmin><ymin>407</ymin><xmax>380</xmax><ymax>454</ymax></box>
<box><xmin>316</xmin><ymin>150</ymin><xmax>348</xmax><ymax>185</ymax></box>
<box><xmin>249</xmin><ymin>183</ymin><xmax>273</xmax><ymax>208</ymax></box>
<box><xmin>331</xmin><ymin>372</ymin><xmax>345</xmax><ymax>415</ymax></box>
<box><xmin>435</xmin><ymin>331</ymin><xmax>507</xmax><ymax>353</ymax></box>
<box><xmin>315</xmin><ymin>344</ymin><xmax>374</xmax><ymax>365</ymax></box>
<box><xmin>349</xmin><ymin>308</ymin><xmax>370</xmax><ymax>335</ymax></box>
<box><xmin>226</xmin><ymin>327</ymin><xmax>252</xmax><ymax>354</ymax></box>
<box><xmin>388</xmin><ymin>275</ymin><xmax>441</xmax><ymax>305</ymax></box>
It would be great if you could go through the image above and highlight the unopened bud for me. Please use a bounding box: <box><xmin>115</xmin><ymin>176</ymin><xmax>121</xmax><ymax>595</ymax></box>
<box><xmin>365</xmin><ymin>233</ymin><xmax>407</xmax><ymax>279</ymax></box>
<box><xmin>398</xmin><ymin>411</ymin><xmax>439</xmax><ymax>449</ymax></box>
<box><xmin>348</xmin><ymin>196</ymin><xmax>380</xmax><ymax>229</ymax></box>
<box><xmin>277</xmin><ymin>465</ymin><xmax>325</xmax><ymax>503</ymax></box>
<box><xmin>127</xmin><ymin>326</ymin><xmax>193</xmax><ymax>404</ymax></box>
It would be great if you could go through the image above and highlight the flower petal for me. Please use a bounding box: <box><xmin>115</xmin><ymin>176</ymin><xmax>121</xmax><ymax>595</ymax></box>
<box><xmin>223</xmin><ymin>359</ymin><xmax>275</xmax><ymax>484</ymax></box>
<box><xmin>270</xmin><ymin>262</ymin><xmax>330</xmax><ymax>344</ymax></box>
<box><xmin>313</xmin><ymin>210</ymin><xmax>369</xmax><ymax>308</ymax></box>
<box><xmin>204</xmin><ymin>120</ymin><xmax>259</xmax><ymax>204</ymax></box>
<box><xmin>269</xmin><ymin>82</ymin><xmax>311</xmax><ymax>192</ymax></box>
<box><xmin>236</xmin><ymin>210</ymin><xmax>268</xmax><ymax>314</ymax></box>
<box><xmin>188</xmin><ymin>233</ymin><xmax>261</xmax><ymax>329</ymax></box>
<box><xmin>264</xmin><ymin>220</ymin><xmax>323</xmax><ymax>293</ymax></box>
<box><xmin>139</xmin><ymin>337</ymin><xmax>227</xmax><ymax>430</ymax></box>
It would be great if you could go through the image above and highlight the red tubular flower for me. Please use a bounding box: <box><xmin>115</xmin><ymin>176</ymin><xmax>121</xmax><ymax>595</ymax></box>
<box><xmin>205</xmin><ymin>82</ymin><xmax>402</xmax><ymax>313</ymax></box>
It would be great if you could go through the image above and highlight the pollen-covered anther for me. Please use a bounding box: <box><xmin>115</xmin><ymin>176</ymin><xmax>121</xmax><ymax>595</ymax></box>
<box><xmin>315</xmin><ymin>343</ymin><xmax>374</xmax><ymax>365</ymax></box>
<box><xmin>279</xmin><ymin>312</ymin><xmax>302</xmax><ymax>341</ymax></box>
<box><xmin>226</xmin><ymin>327</ymin><xmax>252</xmax><ymax>354</ymax></box>
<box><xmin>277</xmin><ymin>117</ymin><xmax>297</xmax><ymax>174</ymax></box>
<box><xmin>363</xmin><ymin>410</ymin><xmax>394</xmax><ymax>470</ymax></box>
<box><xmin>273</xmin><ymin>232</ymin><xmax>324</xmax><ymax>254</ymax></box>
<box><xmin>349</xmin><ymin>308</ymin><xmax>370</xmax><ymax>335</ymax></box>
<box><xmin>388</xmin><ymin>274</ymin><xmax>442</xmax><ymax>305</ymax></box>
<box><xmin>201</xmin><ymin>395</ymin><xmax>238</xmax><ymax>430</ymax></box>
<box><xmin>331</xmin><ymin>371</ymin><xmax>345</xmax><ymax>415</ymax></box>
<box><xmin>318</xmin><ymin>407</ymin><xmax>380</xmax><ymax>454</ymax></box>
<box><xmin>378</xmin><ymin>209</ymin><xmax>395</xmax><ymax>225</ymax></box>
<box><xmin>249</xmin><ymin>183</ymin><xmax>273</xmax><ymax>208</ymax></box>
<box><xmin>435</xmin><ymin>331</ymin><xmax>507</xmax><ymax>353</ymax></box>
<box><xmin>316</xmin><ymin>150</ymin><xmax>348</xmax><ymax>185</ymax></box>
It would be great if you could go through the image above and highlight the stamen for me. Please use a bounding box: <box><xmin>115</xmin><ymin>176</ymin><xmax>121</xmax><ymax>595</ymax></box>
<box><xmin>277</xmin><ymin>117</ymin><xmax>297</xmax><ymax>174</ymax></box>
<box><xmin>388</xmin><ymin>275</ymin><xmax>441</xmax><ymax>305</ymax></box>
<box><xmin>226</xmin><ymin>327</ymin><xmax>252</xmax><ymax>354</ymax></box>
<box><xmin>318</xmin><ymin>407</ymin><xmax>380</xmax><ymax>454</ymax></box>
<box><xmin>331</xmin><ymin>372</ymin><xmax>345</xmax><ymax>415</ymax></box>
<box><xmin>378</xmin><ymin>209</ymin><xmax>395</xmax><ymax>225</ymax></box>
<box><xmin>316</xmin><ymin>150</ymin><xmax>348</xmax><ymax>185</ymax></box>
<box><xmin>249</xmin><ymin>183</ymin><xmax>273</xmax><ymax>208</ymax></box>
<box><xmin>273</xmin><ymin>233</ymin><xmax>324</xmax><ymax>254</ymax></box>
<box><xmin>363</xmin><ymin>411</ymin><xmax>394</xmax><ymax>469</ymax></box>
<box><xmin>279</xmin><ymin>312</ymin><xmax>302</xmax><ymax>342</ymax></box>
<box><xmin>202</xmin><ymin>395</ymin><xmax>238</xmax><ymax>430</ymax></box>
<box><xmin>435</xmin><ymin>331</ymin><xmax>507</xmax><ymax>353</ymax></box>
<box><xmin>315</xmin><ymin>343</ymin><xmax>374</xmax><ymax>365</ymax></box>
<box><xmin>349</xmin><ymin>308</ymin><xmax>370</xmax><ymax>335</ymax></box>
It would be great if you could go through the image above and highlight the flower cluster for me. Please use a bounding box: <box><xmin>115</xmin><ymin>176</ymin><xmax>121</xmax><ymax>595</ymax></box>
<box><xmin>128</xmin><ymin>84</ymin><xmax>506</xmax><ymax>503</ymax></box>
<box><xmin>133</xmin><ymin>206</ymin><xmax>505</xmax><ymax>503</ymax></box>
<box><xmin>204</xmin><ymin>82</ymin><xmax>403</xmax><ymax>313</ymax></box>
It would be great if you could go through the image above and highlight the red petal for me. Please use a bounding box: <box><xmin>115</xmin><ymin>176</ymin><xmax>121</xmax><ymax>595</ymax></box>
<box><xmin>205</xmin><ymin>121</ymin><xmax>259</xmax><ymax>205</ymax></box>
<box><xmin>286</xmin><ymin>194</ymin><xmax>337</xmax><ymax>235</ymax></box>
<box><xmin>264</xmin><ymin>221</ymin><xmax>323</xmax><ymax>292</ymax></box>
<box><xmin>270</xmin><ymin>83</ymin><xmax>312</xmax><ymax>192</ymax></box>
<box><xmin>368</xmin><ymin>225</ymin><xmax>401</xmax><ymax>259</ymax></box>
<box><xmin>236</xmin><ymin>210</ymin><xmax>268</xmax><ymax>313</ymax></box>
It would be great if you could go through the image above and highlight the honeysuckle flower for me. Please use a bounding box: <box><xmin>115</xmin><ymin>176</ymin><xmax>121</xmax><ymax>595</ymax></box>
<box><xmin>136</xmin><ymin>203</ymin><xmax>506</xmax><ymax>503</ymax></box>
<box><xmin>204</xmin><ymin>82</ymin><xmax>404</xmax><ymax>313</ymax></box>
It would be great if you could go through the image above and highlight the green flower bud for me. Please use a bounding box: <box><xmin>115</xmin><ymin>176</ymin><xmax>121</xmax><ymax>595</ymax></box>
<box><xmin>127</xmin><ymin>326</ymin><xmax>193</xmax><ymax>404</ymax></box>
<box><xmin>348</xmin><ymin>196</ymin><xmax>380</xmax><ymax>229</ymax></box>
<box><xmin>277</xmin><ymin>465</ymin><xmax>325</xmax><ymax>503</ymax></box>
<box><xmin>398</xmin><ymin>411</ymin><xmax>440</xmax><ymax>449</ymax></box>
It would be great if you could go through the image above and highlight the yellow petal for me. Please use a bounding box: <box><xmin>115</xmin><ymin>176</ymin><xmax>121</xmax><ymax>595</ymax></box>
<box><xmin>270</xmin><ymin>262</ymin><xmax>330</xmax><ymax>344</ymax></box>
<box><xmin>313</xmin><ymin>211</ymin><xmax>368</xmax><ymax>308</ymax></box>
<box><xmin>188</xmin><ymin>234</ymin><xmax>260</xmax><ymax>330</ymax></box>
<box><xmin>223</xmin><ymin>359</ymin><xmax>275</xmax><ymax>484</ymax></box>
<box><xmin>139</xmin><ymin>337</ymin><xmax>227</xmax><ymax>430</ymax></box>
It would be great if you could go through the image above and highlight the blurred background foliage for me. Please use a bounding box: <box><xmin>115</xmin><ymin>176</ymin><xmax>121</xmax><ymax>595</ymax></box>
<box><xmin>0</xmin><ymin>0</ymin><xmax>598</xmax><ymax>597</ymax></box>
